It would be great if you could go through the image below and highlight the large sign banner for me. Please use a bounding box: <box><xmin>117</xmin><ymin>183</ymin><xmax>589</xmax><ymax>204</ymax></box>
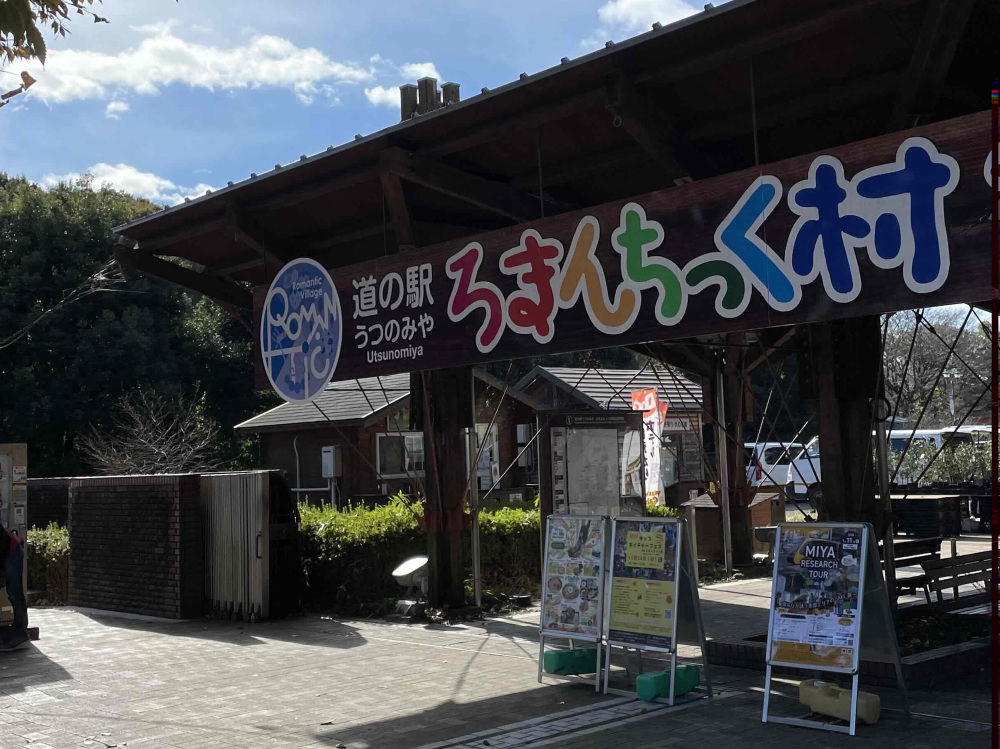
<box><xmin>254</xmin><ymin>113</ymin><xmax>993</xmax><ymax>386</ymax></box>
<box><xmin>607</xmin><ymin>517</ymin><xmax>681</xmax><ymax>650</ymax></box>
<box><xmin>541</xmin><ymin>515</ymin><xmax>607</xmax><ymax>639</ymax></box>
<box><xmin>768</xmin><ymin>524</ymin><xmax>867</xmax><ymax>672</ymax></box>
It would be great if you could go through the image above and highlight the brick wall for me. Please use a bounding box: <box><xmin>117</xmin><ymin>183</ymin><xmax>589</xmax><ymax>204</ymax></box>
<box><xmin>68</xmin><ymin>474</ymin><xmax>204</xmax><ymax>619</ymax></box>
<box><xmin>27</xmin><ymin>478</ymin><xmax>70</xmax><ymax>528</ymax></box>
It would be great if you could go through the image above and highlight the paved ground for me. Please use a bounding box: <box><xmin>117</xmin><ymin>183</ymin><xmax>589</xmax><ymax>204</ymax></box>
<box><xmin>0</xmin><ymin>539</ymin><xmax>993</xmax><ymax>749</ymax></box>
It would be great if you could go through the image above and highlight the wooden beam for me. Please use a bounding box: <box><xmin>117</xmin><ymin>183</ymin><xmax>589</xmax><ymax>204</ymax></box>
<box><xmin>116</xmin><ymin>247</ymin><xmax>253</xmax><ymax>309</ymax></box>
<box><xmin>382</xmin><ymin>147</ymin><xmax>539</xmax><ymax>223</ymax></box>
<box><xmin>421</xmin><ymin>89</ymin><xmax>606</xmax><ymax>159</ymax></box>
<box><xmin>744</xmin><ymin>327</ymin><xmax>798</xmax><ymax>375</ymax></box>
<box><xmin>634</xmin><ymin>0</ymin><xmax>921</xmax><ymax>87</ymax></box>
<box><xmin>248</xmin><ymin>162</ymin><xmax>379</xmax><ymax>211</ymax></box>
<box><xmin>605</xmin><ymin>71</ymin><xmax>691</xmax><ymax>184</ymax></box>
<box><xmin>207</xmin><ymin>253</ymin><xmax>266</xmax><ymax>277</ymax></box>
<box><xmin>888</xmin><ymin>0</ymin><xmax>975</xmax><ymax>132</ymax></box>
<box><xmin>380</xmin><ymin>173</ymin><xmax>416</xmax><ymax>252</ymax></box>
<box><xmin>513</xmin><ymin>146</ymin><xmax>647</xmax><ymax>189</ymax></box>
<box><xmin>690</xmin><ymin>71</ymin><xmax>902</xmax><ymax>143</ymax></box>
<box><xmin>227</xmin><ymin>205</ymin><xmax>291</xmax><ymax>268</ymax></box>
<box><xmin>139</xmin><ymin>215</ymin><xmax>228</xmax><ymax>252</ymax></box>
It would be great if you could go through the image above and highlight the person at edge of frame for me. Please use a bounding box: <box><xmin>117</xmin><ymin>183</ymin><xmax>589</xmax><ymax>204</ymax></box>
<box><xmin>0</xmin><ymin>521</ymin><xmax>29</xmax><ymax>651</ymax></box>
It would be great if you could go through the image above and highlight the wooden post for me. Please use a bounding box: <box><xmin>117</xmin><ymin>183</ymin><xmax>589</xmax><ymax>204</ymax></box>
<box><xmin>421</xmin><ymin>367</ymin><xmax>473</xmax><ymax>608</ymax></box>
<box><xmin>812</xmin><ymin>317</ymin><xmax>882</xmax><ymax>523</ymax></box>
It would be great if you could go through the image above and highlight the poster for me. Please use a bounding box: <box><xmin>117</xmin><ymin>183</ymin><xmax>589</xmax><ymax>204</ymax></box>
<box><xmin>607</xmin><ymin>518</ymin><xmax>680</xmax><ymax>650</ymax></box>
<box><xmin>566</xmin><ymin>429</ymin><xmax>620</xmax><ymax>517</ymax></box>
<box><xmin>631</xmin><ymin>389</ymin><xmax>669</xmax><ymax>507</ymax></box>
<box><xmin>768</xmin><ymin>524</ymin><xmax>866</xmax><ymax>671</ymax></box>
<box><xmin>541</xmin><ymin>516</ymin><xmax>606</xmax><ymax>639</ymax></box>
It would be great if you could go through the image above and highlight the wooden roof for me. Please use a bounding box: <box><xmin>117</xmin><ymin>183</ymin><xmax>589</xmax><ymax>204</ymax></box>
<box><xmin>113</xmin><ymin>0</ymin><xmax>994</xmax><ymax>308</ymax></box>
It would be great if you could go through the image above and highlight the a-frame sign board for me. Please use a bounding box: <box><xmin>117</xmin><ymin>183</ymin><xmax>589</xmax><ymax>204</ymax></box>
<box><xmin>602</xmin><ymin>516</ymin><xmax>712</xmax><ymax>704</ymax></box>
<box><xmin>762</xmin><ymin>522</ymin><xmax>909</xmax><ymax>735</ymax></box>
<box><xmin>538</xmin><ymin>515</ymin><xmax>609</xmax><ymax>692</ymax></box>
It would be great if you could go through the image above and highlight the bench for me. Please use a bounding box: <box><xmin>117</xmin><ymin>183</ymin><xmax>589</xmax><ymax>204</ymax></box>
<box><xmin>879</xmin><ymin>537</ymin><xmax>942</xmax><ymax>602</ymax></box>
<box><xmin>920</xmin><ymin>550</ymin><xmax>994</xmax><ymax>607</ymax></box>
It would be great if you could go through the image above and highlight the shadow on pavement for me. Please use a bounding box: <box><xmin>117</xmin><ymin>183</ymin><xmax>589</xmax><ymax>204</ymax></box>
<box><xmin>0</xmin><ymin>641</ymin><xmax>73</xmax><ymax>696</ymax></box>
<box><xmin>310</xmin><ymin>680</ymin><xmax>610</xmax><ymax>749</ymax></box>
<box><xmin>61</xmin><ymin>607</ymin><xmax>368</xmax><ymax>650</ymax></box>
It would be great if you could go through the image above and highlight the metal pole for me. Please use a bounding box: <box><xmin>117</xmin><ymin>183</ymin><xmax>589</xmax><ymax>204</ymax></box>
<box><xmin>989</xmin><ymin>78</ymin><xmax>998</xmax><ymax>749</ymax></box>
<box><xmin>875</xmin><ymin>415</ymin><xmax>897</xmax><ymax>614</ymax></box>
<box><xmin>716</xmin><ymin>366</ymin><xmax>733</xmax><ymax>576</ymax></box>
<box><xmin>468</xmin><ymin>428</ymin><xmax>482</xmax><ymax>610</ymax></box>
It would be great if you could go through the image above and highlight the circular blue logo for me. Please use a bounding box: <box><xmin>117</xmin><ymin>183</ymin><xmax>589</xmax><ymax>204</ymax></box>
<box><xmin>261</xmin><ymin>258</ymin><xmax>342</xmax><ymax>403</ymax></box>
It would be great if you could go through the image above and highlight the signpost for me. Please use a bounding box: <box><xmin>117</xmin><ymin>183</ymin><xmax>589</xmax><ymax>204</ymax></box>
<box><xmin>538</xmin><ymin>515</ymin><xmax>608</xmax><ymax>691</ymax></box>
<box><xmin>603</xmin><ymin>516</ymin><xmax>710</xmax><ymax>703</ymax></box>
<box><xmin>546</xmin><ymin>412</ymin><xmax>646</xmax><ymax>517</ymax></box>
<box><xmin>762</xmin><ymin>523</ymin><xmax>907</xmax><ymax>735</ymax></box>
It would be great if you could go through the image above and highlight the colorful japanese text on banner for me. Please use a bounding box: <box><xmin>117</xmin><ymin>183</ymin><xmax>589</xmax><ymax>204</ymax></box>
<box><xmin>608</xmin><ymin>518</ymin><xmax>679</xmax><ymax>650</ymax></box>
<box><xmin>542</xmin><ymin>516</ymin><xmax>606</xmax><ymax>639</ymax></box>
<box><xmin>631</xmin><ymin>389</ymin><xmax>668</xmax><ymax>507</ymax></box>
<box><xmin>255</xmin><ymin>114</ymin><xmax>994</xmax><ymax>387</ymax></box>
<box><xmin>769</xmin><ymin>524</ymin><xmax>866</xmax><ymax>671</ymax></box>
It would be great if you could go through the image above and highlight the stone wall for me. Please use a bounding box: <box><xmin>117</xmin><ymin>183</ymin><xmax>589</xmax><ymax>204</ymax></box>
<box><xmin>68</xmin><ymin>474</ymin><xmax>203</xmax><ymax>619</ymax></box>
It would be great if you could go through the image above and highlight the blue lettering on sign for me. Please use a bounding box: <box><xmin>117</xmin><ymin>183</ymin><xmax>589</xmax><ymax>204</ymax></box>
<box><xmin>261</xmin><ymin>258</ymin><xmax>342</xmax><ymax>403</ymax></box>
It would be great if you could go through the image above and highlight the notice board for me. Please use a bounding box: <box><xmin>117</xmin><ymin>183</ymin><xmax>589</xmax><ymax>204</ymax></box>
<box><xmin>767</xmin><ymin>524</ymin><xmax>867</xmax><ymax>672</ymax></box>
<box><xmin>540</xmin><ymin>515</ymin><xmax>607</xmax><ymax>640</ymax></box>
<box><xmin>606</xmin><ymin>517</ymin><xmax>681</xmax><ymax>651</ymax></box>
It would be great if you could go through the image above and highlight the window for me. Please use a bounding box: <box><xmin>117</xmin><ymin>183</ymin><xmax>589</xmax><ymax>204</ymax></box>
<box><xmin>516</xmin><ymin>423</ymin><xmax>536</xmax><ymax>468</ymax></box>
<box><xmin>763</xmin><ymin>447</ymin><xmax>791</xmax><ymax>467</ymax></box>
<box><xmin>476</xmin><ymin>424</ymin><xmax>500</xmax><ymax>490</ymax></box>
<box><xmin>377</xmin><ymin>433</ymin><xmax>425</xmax><ymax>478</ymax></box>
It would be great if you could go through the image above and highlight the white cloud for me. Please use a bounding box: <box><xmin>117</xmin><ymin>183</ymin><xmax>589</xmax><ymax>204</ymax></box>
<box><xmin>25</xmin><ymin>26</ymin><xmax>373</xmax><ymax>105</ymax></box>
<box><xmin>105</xmin><ymin>100</ymin><xmax>130</xmax><ymax>119</ymax></box>
<box><xmin>41</xmin><ymin>163</ymin><xmax>215</xmax><ymax>206</ymax></box>
<box><xmin>365</xmin><ymin>85</ymin><xmax>400</xmax><ymax>108</ymax></box>
<box><xmin>400</xmin><ymin>62</ymin><xmax>441</xmax><ymax>81</ymax></box>
<box><xmin>583</xmin><ymin>0</ymin><xmax>699</xmax><ymax>48</ymax></box>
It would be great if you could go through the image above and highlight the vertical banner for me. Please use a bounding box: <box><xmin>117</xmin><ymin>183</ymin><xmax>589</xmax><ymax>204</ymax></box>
<box><xmin>631</xmin><ymin>389</ymin><xmax>669</xmax><ymax>507</ymax></box>
<box><xmin>607</xmin><ymin>517</ymin><xmax>681</xmax><ymax>650</ymax></box>
<box><xmin>768</xmin><ymin>524</ymin><xmax>866</xmax><ymax>671</ymax></box>
<box><xmin>541</xmin><ymin>515</ymin><xmax>607</xmax><ymax>639</ymax></box>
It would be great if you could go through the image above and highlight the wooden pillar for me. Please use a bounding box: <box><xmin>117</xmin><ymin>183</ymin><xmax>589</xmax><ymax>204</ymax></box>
<box><xmin>419</xmin><ymin>367</ymin><xmax>473</xmax><ymax>608</ymax></box>
<box><xmin>812</xmin><ymin>317</ymin><xmax>881</xmax><ymax>523</ymax></box>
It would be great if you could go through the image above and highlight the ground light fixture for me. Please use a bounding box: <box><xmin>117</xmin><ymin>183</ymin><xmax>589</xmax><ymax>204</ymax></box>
<box><xmin>391</xmin><ymin>555</ymin><xmax>430</xmax><ymax>620</ymax></box>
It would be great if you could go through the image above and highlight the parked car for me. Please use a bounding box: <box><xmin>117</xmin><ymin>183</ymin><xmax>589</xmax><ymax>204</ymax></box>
<box><xmin>744</xmin><ymin>442</ymin><xmax>805</xmax><ymax>487</ymax></box>
<box><xmin>785</xmin><ymin>437</ymin><xmax>820</xmax><ymax>500</ymax></box>
<box><xmin>786</xmin><ymin>429</ymin><xmax>977</xmax><ymax>497</ymax></box>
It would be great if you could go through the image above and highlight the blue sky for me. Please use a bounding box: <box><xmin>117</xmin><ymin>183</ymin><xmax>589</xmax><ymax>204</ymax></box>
<box><xmin>3</xmin><ymin>0</ymin><xmax>705</xmax><ymax>204</ymax></box>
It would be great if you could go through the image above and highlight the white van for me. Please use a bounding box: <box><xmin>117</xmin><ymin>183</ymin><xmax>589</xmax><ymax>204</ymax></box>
<box><xmin>744</xmin><ymin>442</ymin><xmax>805</xmax><ymax>487</ymax></box>
<box><xmin>785</xmin><ymin>437</ymin><xmax>821</xmax><ymax>499</ymax></box>
<box><xmin>785</xmin><ymin>428</ymin><xmax>975</xmax><ymax>495</ymax></box>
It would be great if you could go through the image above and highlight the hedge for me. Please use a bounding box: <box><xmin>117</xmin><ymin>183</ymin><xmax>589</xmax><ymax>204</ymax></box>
<box><xmin>26</xmin><ymin>523</ymin><xmax>70</xmax><ymax>602</ymax></box>
<box><xmin>299</xmin><ymin>495</ymin><xmax>542</xmax><ymax>611</ymax></box>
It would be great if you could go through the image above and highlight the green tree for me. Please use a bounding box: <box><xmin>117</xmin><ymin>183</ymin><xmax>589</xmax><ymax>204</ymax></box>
<box><xmin>0</xmin><ymin>174</ymin><xmax>264</xmax><ymax>476</ymax></box>
<box><xmin>1</xmin><ymin>0</ymin><xmax>107</xmax><ymax>65</ymax></box>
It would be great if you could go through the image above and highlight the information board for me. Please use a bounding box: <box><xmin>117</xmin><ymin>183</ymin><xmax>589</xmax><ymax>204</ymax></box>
<box><xmin>767</xmin><ymin>524</ymin><xmax>867</xmax><ymax>672</ymax></box>
<box><xmin>606</xmin><ymin>518</ymin><xmax>681</xmax><ymax>650</ymax></box>
<box><xmin>540</xmin><ymin>515</ymin><xmax>607</xmax><ymax>639</ymax></box>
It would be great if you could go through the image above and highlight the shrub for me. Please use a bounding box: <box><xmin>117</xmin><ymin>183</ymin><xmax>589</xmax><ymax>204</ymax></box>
<box><xmin>26</xmin><ymin>523</ymin><xmax>70</xmax><ymax>602</ymax></box>
<box><xmin>298</xmin><ymin>494</ymin><xmax>425</xmax><ymax>610</ymax></box>
<box><xmin>646</xmin><ymin>505</ymin><xmax>681</xmax><ymax>518</ymax></box>
<box><xmin>475</xmin><ymin>506</ymin><xmax>540</xmax><ymax>594</ymax></box>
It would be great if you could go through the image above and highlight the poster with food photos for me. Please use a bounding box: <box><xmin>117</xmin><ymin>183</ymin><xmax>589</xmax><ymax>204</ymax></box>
<box><xmin>768</xmin><ymin>524</ymin><xmax>866</xmax><ymax>672</ymax></box>
<box><xmin>541</xmin><ymin>515</ymin><xmax>607</xmax><ymax>639</ymax></box>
